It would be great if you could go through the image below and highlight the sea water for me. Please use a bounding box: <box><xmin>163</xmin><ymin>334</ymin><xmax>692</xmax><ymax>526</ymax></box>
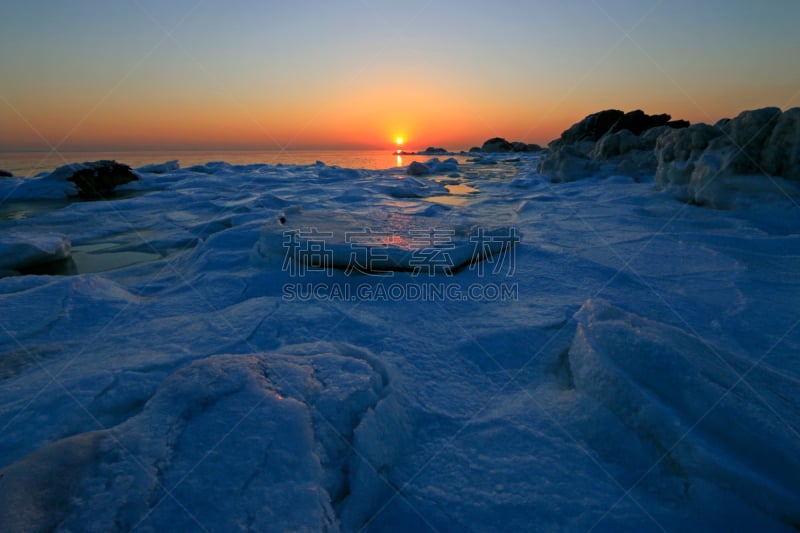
<box><xmin>0</xmin><ymin>149</ymin><xmax>470</xmax><ymax>177</ymax></box>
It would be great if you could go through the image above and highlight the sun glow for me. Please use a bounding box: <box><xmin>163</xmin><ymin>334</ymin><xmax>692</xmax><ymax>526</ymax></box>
<box><xmin>393</xmin><ymin>136</ymin><xmax>405</xmax><ymax>157</ymax></box>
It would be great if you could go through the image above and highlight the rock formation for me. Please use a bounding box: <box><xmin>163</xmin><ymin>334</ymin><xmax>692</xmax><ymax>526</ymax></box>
<box><xmin>540</xmin><ymin>109</ymin><xmax>690</xmax><ymax>182</ymax></box>
<box><xmin>655</xmin><ymin>107</ymin><xmax>800</xmax><ymax>207</ymax></box>
<box><xmin>478</xmin><ymin>138</ymin><xmax>542</xmax><ymax>153</ymax></box>
<box><xmin>537</xmin><ymin>106</ymin><xmax>800</xmax><ymax>208</ymax></box>
<box><xmin>481</xmin><ymin>137</ymin><xmax>514</xmax><ymax>153</ymax></box>
<box><xmin>65</xmin><ymin>161</ymin><xmax>139</xmax><ymax>199</ymax></box>
<box><xmin>406</xmin><ymin>161</ymin><xmax>431</xmax><ymax>176</ymax></box>
<box><xmin>418</xmin><ymin>147</ymin><xmax>448</xmax><ymax>155</ymax></box>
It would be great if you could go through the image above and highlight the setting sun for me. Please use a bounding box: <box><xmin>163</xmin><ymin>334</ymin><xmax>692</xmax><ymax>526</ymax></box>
<box><xmin>396</xmin><ymin>137</ymin><xmax>404</xmax><ymax>145</ymax></box>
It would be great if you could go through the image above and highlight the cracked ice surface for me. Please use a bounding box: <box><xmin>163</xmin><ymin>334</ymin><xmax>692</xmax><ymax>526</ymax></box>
<box><xmin>0</xmin><ymin>155</ymin><xmax>799</xmax><ymax>531</ymax></box>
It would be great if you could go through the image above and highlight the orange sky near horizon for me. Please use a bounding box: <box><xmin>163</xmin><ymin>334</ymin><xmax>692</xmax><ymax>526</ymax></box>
<box><xmin>1</xmin><ymin>77</ymin><xmax>580</xmax><ymax>151</ymax></box>
<box><xmin>1</xmin><ymin>1</ymin><xmax>799</xmax><ymax>152</ymax></box>
<box><xmin>4</xmin><ymin>81</ymin><xmax>785</xmax><ymax>152</ymax></box>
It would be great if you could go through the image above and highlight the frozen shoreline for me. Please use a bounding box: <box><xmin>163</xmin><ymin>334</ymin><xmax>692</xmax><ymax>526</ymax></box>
<box><xmin>0</xmin><ymin>122</ymin><xmax>798</xmax><ymax>530</ymax></box>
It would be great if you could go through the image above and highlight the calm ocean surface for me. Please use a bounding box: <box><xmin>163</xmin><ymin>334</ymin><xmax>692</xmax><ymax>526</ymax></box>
<box><xmin>0</xmin><ymin>149</ymin><xmax>468</xmax><ymax>178</ymax></box>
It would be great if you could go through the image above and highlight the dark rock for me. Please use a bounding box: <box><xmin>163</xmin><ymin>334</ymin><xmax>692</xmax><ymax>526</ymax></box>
<box><xmin>667</xmin><ymin>120</ymin><xmax>690</xmax><ymax>129</ymax></box>
<box><xmin>617</xmin><ymin>110</ymin><xmax>672</xmax><ymax>136</ymax></box>
<box><xmin>66</xmin><ymin>160</ymin><xmax>138</xmax><ymax>199</ymax></box>
<box><xmin>556</xmin><ymin>109</ymin><xmax>626</xmax><ymax>145</ymax></box>
<box><xmin>538</xmin><ymin>109</ymin><xmax>694</xmax><ymax>182</ymax></box>
<box><xmin>15</xmin><ymin>256</ymin><xmax>77</xmax><ymax>276</ymax></box>
<box><xmin>406</xmin><ymin>161</ymin><xmax>431</xmax><ymax>176</ymax></box>
<box><xmin>0</xmin><ymin>170</ymin><xmax>12</xmax><ymax>178</ymax></box>
<box><xmin>509</xmin><ymin>141</ymin><xmax>543</xmax><ymax>153</ymax></box>
<box><xmin>419</xmin><ymin>147</ymin><xmax>448</xmax><ymax>155</ymax></box>
<box><xmin>481</xmin><ymin>137</ymin><xmax>514</xmax><ymax>153</ymax></box>
<box><xmin>511</xmin><ymin>142</ymin><xmax>529</xmax><ymax>152</ymax></box>
<box><xmin>468</xmin><ymin>146</ymin><xmax>481</xmax><ymax>153</ymax></box>
<box><xmin>554</xmin><ymin>109</ymin><xmax>683</xmax><ymax>147</ymax></box>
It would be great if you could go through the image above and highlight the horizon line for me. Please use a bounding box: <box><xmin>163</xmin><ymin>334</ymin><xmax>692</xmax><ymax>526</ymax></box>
<box><xmin>0</xmin><ymin>144</ymin><xmax>494</xmax><ymax>154</ymax></box>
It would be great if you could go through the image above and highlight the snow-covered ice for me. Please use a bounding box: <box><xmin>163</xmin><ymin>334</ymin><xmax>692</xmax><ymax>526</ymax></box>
<box><xmin>0</xmin><ymin>150</ymin><xmax>798</xmax><ymax>531</ymax></box>
<box><xmin>0</xmin><ymin>232</ymin><xmax>70</xmax><ymax>273</ymax></box>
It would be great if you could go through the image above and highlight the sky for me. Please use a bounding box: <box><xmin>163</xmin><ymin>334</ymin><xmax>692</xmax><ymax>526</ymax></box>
<box><xmin>1</xmin><ymin>0</ymin><xmax>799</xmax><ymax>152</ymax></box>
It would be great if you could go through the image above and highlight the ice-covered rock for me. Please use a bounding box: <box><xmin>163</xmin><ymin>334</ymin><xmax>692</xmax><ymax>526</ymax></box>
<box><xmin>0</xmin><ymin>165</ymin><xmax>90</xmax><ymax>199</ymax></box>
<box><xmin>762</xmin><ymin>107</ymin><xmax>800</xmax><ymax>178</ymax></box>
<box><xmin>517</xmin><ymin>141</ymin><xmax>543</xmax><ymax>152</ymax></box>
<box><xmin>712</xmin><ymin>107</ymin><xmax>782</xmax><ymax>174</ymax></box>
<box><xmin>655</xmin><ymin>123</ymin><xmax>722</xmax><ymax>187</ymax></box>
<box><xmin>539</xmin><ymin>110</ymin><xmax>690</xmax><ymax>182</ymax></box>
<box><xmin>427</xmin><ymin>157</ymin><xmax>459</xmax><ymax>173</ymax></box>
<box><xmin>0</xmin><ymin>432</ymin><xmax>103</xmax><ymax>532</ymax></box>
<box><xmin>406</xmin><ymin>158</ymin><xmax>459</xmax><ymax>177</ymax></box>
<box><xmin>538</xmin><ymin>144</ymin><xmax>599</xmax><ymax>182</ymax></box>
<box><xmin>582</xmin><ymin>128</ymin><xmax>662</xmax><ymax>175</ymax></box>
<box><xmin>539</xmin><ymin>105</ymin><xmax>800</xmax><ymax>202</ymax></box>
<box><xmin>567</xmin><ymin>299</ymin><xmax>800</xmax><ymax>525</ymax></box>
<box><xmin>681</xmin><ymin>154</ymin><xmax>800</xmax><ymax>209</ymax></box>
<box><xmin>590</xmin><ymin>129</ymin><xmax>647</xmax><ymax>160</ymax></box>
<box><xmin>0</xmin><ymin>345</ymin><xmax>407</xmax><ymax>532</ymax></box>
<box><xmin>186</xmin><ymin>161</ymin><xmax>235</xmax><ymax>174</ymax></box>
<box><xmin>656</xmin><ymin>107</ymin><xmax>800</xmax><ymax>207</ymax></box>
<box><xmin>406</xmin><ymin>161</ymin><xmax>430</xmax><ymax>176</ymax></box>
<box><xmin>136</xmin><ymin>160</ymin><xmax>180</xmax><ymax>174</ymax></box>
<box><xmin>381</xmin><ymin>175</ymin><xmax>444</xmax><ymax>198</ymax></box>
<box><xmin>0</xmin><ymin>233</ymin><xmax>71</xmax><ymax>273</ymax></box>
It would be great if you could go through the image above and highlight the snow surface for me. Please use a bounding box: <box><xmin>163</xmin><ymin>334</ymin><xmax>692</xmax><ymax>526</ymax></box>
<box><xmin>0</xmin><ymin>154</ymin><xmax>799</xmax><ymax>531</ymax></box>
